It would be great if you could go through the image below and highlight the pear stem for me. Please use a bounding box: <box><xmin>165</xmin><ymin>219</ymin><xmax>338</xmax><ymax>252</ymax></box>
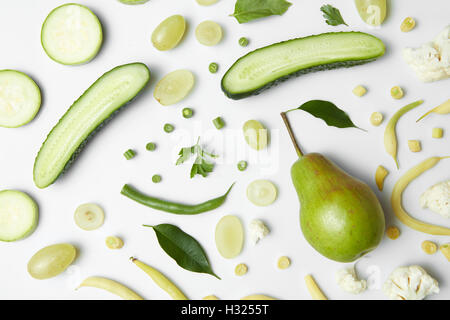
<box><xmin>280</xmin><ymin>112</ymin><xmax>304</xmax><ymax>157</ymax></box>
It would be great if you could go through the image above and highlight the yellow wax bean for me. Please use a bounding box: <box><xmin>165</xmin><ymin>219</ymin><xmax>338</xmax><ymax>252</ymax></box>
<box><xmin>304</xmin><ymin>274</ymin><xmax>328</xmax><ymax>300</ymax></box>
<box><xmin>77</xmin><ymin>276</ymin><xmax>143</xmax><ymax>300</ymax></box>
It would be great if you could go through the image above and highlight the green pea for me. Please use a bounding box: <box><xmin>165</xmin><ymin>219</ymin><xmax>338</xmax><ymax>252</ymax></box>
<box><xmin>237</xmin><ymin>161</ymin><xmax>248</xmax><ymax>171</ymax></box>
<box><xmin>164</xmin><ymin>123</ymin><xmax>175</xmax><ymax>133</ymax></box>
<box><xmin>152</xmin><ymin>174</ymin><xmax>162</xmax><ymax>183</ymax></box>
<box><xmin>182</xmin><ymin>108</ymin><xmax>194</xmax><ymax>118</ymax></box>
<box><xmin>209</xmin><ymin>62</ymin><xmax>219</xmax><ymax>74</ymax></box>
<box><xmin>239</xmin><ymin>37</ymin><xmax>249</xmax><ymax>47</ymax></box>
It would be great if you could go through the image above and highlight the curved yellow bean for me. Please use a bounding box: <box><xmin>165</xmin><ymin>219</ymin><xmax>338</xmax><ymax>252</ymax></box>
<box><xmin>304</xmin><ymin>274</ymin><xmax>327</xmax><ymax>300</ymax></box>
<box><xmin>77</xmin><ymin>276</ymin><xmax>144</xmax><ymax>300</ymax></box>
<box><xmin>130</xmin><ymin>257</ymin><xmax>188</xmax><ymax>300</ymax></box>
<box><xmin>384</xmin><ymin>100</ymin><xmax>424</xmax><ymax>169</ymax></box>
<box><xmin>417</xmin><ymin>99</ymin><xmax>450</xmax><ymax>122</ymax></box>
<box><xmin>391</xmin><ymin>156</ymin><xmax>450</xmax><ymax>235</ymax></box>
<box><xmin>241</xmin><ymin>294</ymin><xmax>277</xmax><ymax>300</ymax></box>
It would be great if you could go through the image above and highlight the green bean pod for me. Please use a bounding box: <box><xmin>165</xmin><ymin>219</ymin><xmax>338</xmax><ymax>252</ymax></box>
<box><xmin>121</xmin><ymin>183</ymin><xmax>234</xmax><ymax>214</ymax></box>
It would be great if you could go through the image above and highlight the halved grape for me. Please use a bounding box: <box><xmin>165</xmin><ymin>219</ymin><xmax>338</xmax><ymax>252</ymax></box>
<box><xmin>247</xmin><ymin>180</ymin><xmax>277</xmax><ymax>206</ymax></box>
<box><xmin>27</xmin><ymin>243</ymin><xmax>77</xmax><ymax>279</ymax></box>
<box><xmin>154</xmin><ymin>70</ymin><xmax>195</xmax><ymax>106</ymax></box>
<box><xmin>151</xmin><ymin>15</ymin><xmax>186</xmax><ymax>51</ymax></box>
<box><xmin>354</xmin><ymin>0</ymin><xmax>386</xmax><ymax>26</ymax></box>
<box><xmin>195</xmin><ymin>21</ymin><xmax>223</xmax><ymax>46</ymax></box>
<box><xmin>243</xmin><ymin>120</ymin><xmax>268</xmax><ymax>150</ymax></box>
<box><xmin>215</xmin><ymin>215</ymin><xmax>244</xmax><ymax>259</ymax></box>
<box><xmin>196</xmin><ymin>0</ymin><xmax>218</xmax><ymax>6</ymax></box>
<box><xmin>74</xmin><ymin>203</ymin><xmax>104</xmax><ymax>231</ymax></box>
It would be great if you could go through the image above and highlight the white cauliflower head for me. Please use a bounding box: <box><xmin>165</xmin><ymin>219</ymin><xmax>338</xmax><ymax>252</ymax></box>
<box><xmin>335</xmin><ymin>267</ymin><xmax>367</xmax><ymax>294</ymax></box>
<box><xmin>383</xmin><ymin>265</ymin><xmax>439</xmax><ymax>300</ymax></box>
<box><xmin>403</xmin><ymin>25</ymin><xmax>450</xmax><ymax>82</ymax></box>
<box><xmin>249</xmin><ymin>219</ymin><xmax>269</xmax><ymax>245</ymax></box>
<box><xmin>420</xmin><ymin>180</ymin><xmax>450</xmax><ymax>219</ymax></box>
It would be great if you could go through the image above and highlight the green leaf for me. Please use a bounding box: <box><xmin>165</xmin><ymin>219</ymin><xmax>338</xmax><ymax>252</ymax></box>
<box><xmin>176</xmin><ymin>138</ymin><xmax>217</xmax><ymax>179</ymax></box>
<box><xmin>231</xmin><ymin>0</ymin><xmax>292</xmax><ymax>24</ymax></box>
<box><xmin>145</xmin><ymin>224</ymin><xmax>220</xmax><ymax>279</ymax></box>
<box><xmin>287</xmin><ymin>100</ymin><xmax>363</xmax><ymax>130</ymax></box>
<box><xmin>320</xmin><ymin>4</ymin><xmax>348</xmax><ymax>26</ymax></box>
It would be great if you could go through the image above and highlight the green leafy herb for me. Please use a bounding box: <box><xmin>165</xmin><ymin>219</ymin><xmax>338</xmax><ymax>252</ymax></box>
<box><xmin>286</xmin><ymin>100</ymin><xmax>363</xmax><ymax>130</ymax></box>
<box><xmin>176</xmin><ymin>137</ymin><xmax>218</xmax><ymax>178</ymax></box>
<box><xmin>144</xmin><ymin>223</ymin><xmax>220</xmax><ymax>279</ymax></box>
<box><xmin>231</xmin><ymin>0</ymin><xmax>292</xmax><ymax>24</ymax></box>
<box><xmin>320</xmin><ymin>4</ymin><xmax>348</xmax><ymax>26</ymax></box>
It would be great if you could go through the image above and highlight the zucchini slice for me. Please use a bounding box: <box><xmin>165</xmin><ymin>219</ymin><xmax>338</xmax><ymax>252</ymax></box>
<box><xmin>0</xmin><ymin>190</ymin><xmax>39</xmax><ymax>242</ymax></box>
<box><xmin>33</xmin><ymin>63</ymin><xmax>150</xmax><ymax>189</ymax></box>
<box><xmin>41</xmin><ymin>4</ymin><xmax>103</xmax><ymax>65</ymax></box>
<box><xmin>221</xmin><ymin>32</ymin><xmax>385</xmax><ymax>100</ymax></box>
<box><xmin>0</xmin><ymin>70</ymin><xmax>41</xmax><ymax>128</ymax></box>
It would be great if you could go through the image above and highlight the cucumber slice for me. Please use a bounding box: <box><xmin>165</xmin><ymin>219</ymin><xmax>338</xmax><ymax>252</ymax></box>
<box><xmin>118</xmin><ymin>0</ymin><xmax>150</xmax><ymax>4</ymax></box>
<box><xmin>0</xmin><ymin>70</ymin><xmax>41</xmax><ymax>128</ymax></box>
<box><xmin>41</xmin><ymin>4</ymin><xmax>103</xmax><ymax>65</ymax></box>
<box><xmin>222</xmin><ymin>32</ymin><xmax>385</xmax><ymax>100</ymax></box>
<box><xmin>33</xmin><ymin>63</ymin><xmax>150</xmax><ymax>189</ymax></box>
<box><xmin>0</xmin><ymin>190</ymin><xmax>39</xmax><ymax>242</ymax></box>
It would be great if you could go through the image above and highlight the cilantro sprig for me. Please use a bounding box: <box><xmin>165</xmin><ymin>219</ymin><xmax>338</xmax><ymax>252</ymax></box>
<box><xmin>176</xmin><ymin>138</ymin><xmax>218</xmax><ymax>178</ymax></box>
<box><xmin>320</xmin><ymin>4</ymin><xmax>348</xmax><ymax>26</ymax></box>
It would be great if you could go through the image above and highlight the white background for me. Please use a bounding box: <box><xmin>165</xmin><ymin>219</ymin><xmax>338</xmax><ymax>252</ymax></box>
<box><xmin>0</xmin><ymin>0</ymin><xmax>449</xmax><ymax>300</ymax></box>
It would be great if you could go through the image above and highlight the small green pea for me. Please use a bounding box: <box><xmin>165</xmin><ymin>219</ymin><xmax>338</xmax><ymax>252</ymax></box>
<box><xmin>237</xmin><ymin>160</ymin><xmax>248</xmax><ymax>171</ymax></box>
<box><xmin>164</xmin><ymin>123</ymin><xmax>175</xmax><ymax>133</ymax></box>
<box><xmin>146</xmin><ymin>142</ymin><xmax>156</xmax><ymax>151</ymax></box>
<box><xmin>209</xmin><ymin>63</ymin><xmax>219</xmax><ymax>74</ymax></box>
<box><xmin>239</xmin><ymin>37</ymin><xmax>249</xmax><ymax>47</ymax></box>
<box><xmin>152</xmin><ymin>174</ymin><xmax>162</xmax><ymax>183</ymax></box>
<box><xmin>182</xmin><ymin>108</ymin><xmax>194</xmax><ymax>118</ymax></box>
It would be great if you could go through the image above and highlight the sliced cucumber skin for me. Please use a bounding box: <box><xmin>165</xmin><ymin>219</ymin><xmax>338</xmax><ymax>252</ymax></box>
<box><xmin>0</xmin><ymin>190</ymin><xmax>39</xmax><ymax>242</ymax></box>
<box><xmin>0</xmin><ymin>70</ymin><xmax>41</xmax><ymax>128</ymax></box>
<box><xmin>41</xmin><ymin>3</ymin><xmax>103</xmax><ymax>66</ymax></box>
<box><xmin>33</xmin><ymin>63</ymin><xmax>150</xmax><ymax>189</ymax></box>
<box><xmin>221</xmin><ymin>32</ymin><xmax>385</xmax><ymax>100</ymax></box>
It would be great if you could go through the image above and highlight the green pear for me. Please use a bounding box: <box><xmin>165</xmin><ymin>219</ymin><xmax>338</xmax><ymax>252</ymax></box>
<box><xmin>281</xmin><ymin>112</ymin><xmax>385</xmax><ymax>262</ymax></box>
<box><xmin>292</xmin><ymin>153</ymin><xmax>385</xmax><ymax>262</ymax></box>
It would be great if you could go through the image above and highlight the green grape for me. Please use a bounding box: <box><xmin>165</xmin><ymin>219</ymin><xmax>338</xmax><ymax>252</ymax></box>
<box><xmin>151</xmin><ymin>15</ymin><xmax>186</xmax><ymax>51</ymax></box>
<box><xmin>154</xmin><ymin>70</ymin><xmax>195</xmax><ymax>106</ymax></box>
<box><xmin>195</xmin><ymin>21</ymin><xmax>223</xmax><ymax>46</ymax></box>
<box><xmin>243</xmin><ymin>120</ymin><xmax>268</xmax><ymax>150</ymax></box>
<box><xmin>27</xmin><ymin>243</ymin><xmax>77</xmax><ymax>279</ymax></box>
<box><xmin>247</xmin><ymin>180</ymin><xmax>278</xmax><ymax>207</ymax></box>
<box><xmin>354</xmin><ymin>0</ymin><xmax>386</xmax><ymax>26</ymax></box>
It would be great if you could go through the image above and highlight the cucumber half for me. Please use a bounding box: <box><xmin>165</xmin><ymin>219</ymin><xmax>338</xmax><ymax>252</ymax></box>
<box><xmin>41</xmin><ymin>3</ymin><xmax>103</xmax><ymax>65</ymax></box>
<box><xmin>222</xmin><ymin>32</ymin><xmax>385</xmax><ymax>100</ymax></box>
<box><xmin>33</xmin><ymin>63</ymin><xmax>150</xmax><ymax>189</ymax></box>
<box><xmin>0</xmin><ymin>190</ymin><xmax>39</xmax><ymax>242</ymax></box>
<box><xmin>0</xmin><ymin>70</ymin><xmax>41</xmax><ymax>128</ymax></box>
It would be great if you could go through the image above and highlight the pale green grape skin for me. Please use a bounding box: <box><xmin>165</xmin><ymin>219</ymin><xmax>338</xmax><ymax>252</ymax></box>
<box><xmin>196</xmin><ymin>0</ymin><xmax>218</xmax><ymax>6</ymax></box>
<box><xmin>154</xmin><ymin>70</ymin><xmax>195</xmax><ymax>106</ymax></box>
<box><xmin>152</xmin><ymin>15</ymin><xmax>186</xmax><ymax>51</ymax></box>
<box><xmin>27</xmin><ymin>243</ymin><xmax>77</xmax><ymax>279</ymax></box>
<box><xmin>243</xmin><ymin>120</ymin><xmax>268</xmax><ymax>150</ymax></box>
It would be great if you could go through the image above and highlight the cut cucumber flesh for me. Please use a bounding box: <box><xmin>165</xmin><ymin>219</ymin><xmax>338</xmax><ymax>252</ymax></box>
<box><xmin>0</xmin><ymin>70</ymin><xmax>41</xmax><ymax>128</ymax></box>
<box><xmin>118</xmin><ymin>0</ymin><xmax>150</xmax><ymax>4</ymax></box>
<box><xmin>33</xmin><ymin>63</ymin><xmax>150</xmax><ymax>189</ymax></box>
<box><xmin>0</xmin><ymin>190</ymin><xmax>38</xmax><ymax>242</ymax></box>
<box><xmin>222</xmin><ymin>32</ymin><xmax>385</xmax><ymax>99</ymax></box>
<box><xmin>41</xmin><ymin>4</ymin><xmax>103</xmax><ymax>65</ymax></box>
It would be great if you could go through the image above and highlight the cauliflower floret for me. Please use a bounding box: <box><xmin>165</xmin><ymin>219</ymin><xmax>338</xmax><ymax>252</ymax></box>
<box><xmin>335</xmin><ymin>267</ymin><xmax>367</xmax><ymax>294</ymax></box>
<box><xmin>383</xmin><ymin>265</ymin><xmax>439</xmax><ymax>300</ymax></box>
<box><xmin>249</xmin><ymin>219</ymin><xmax>269</xmax><ymax>245</ymax></box>
<box><xmin>403</xmin><ymin>25</ymin><xmax>450</xmax><ymax>82</ymax></box>
<box><xmin>420</xmin><ymin>180</ymin><xmax>450</xmax><ymax>219</ymax></box>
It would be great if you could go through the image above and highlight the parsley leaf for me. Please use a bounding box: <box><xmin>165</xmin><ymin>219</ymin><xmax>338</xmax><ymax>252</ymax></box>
<box><xmin>176</xmin><ymin>138</ymin><xmax>218</xmax><ymax>179</ymax></box>
<box><xmin>320</xmin><ymin>4</ymin><xmax>348</xmax><ymax>26</ymax></box>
